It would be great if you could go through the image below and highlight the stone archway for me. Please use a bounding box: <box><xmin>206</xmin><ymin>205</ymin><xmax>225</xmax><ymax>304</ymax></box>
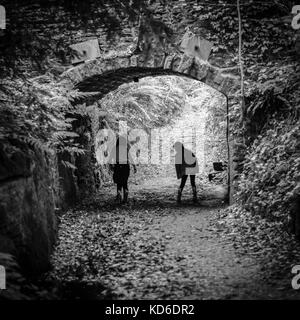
<box><xmin>62</xmin><ymin>51</ymin><xmax>239</xmax><ymax>97</ymax></box>
<box><xmin>61</xmin><ymin>51</ymin><xmax>240</xmax><ymax>203</ymax></box>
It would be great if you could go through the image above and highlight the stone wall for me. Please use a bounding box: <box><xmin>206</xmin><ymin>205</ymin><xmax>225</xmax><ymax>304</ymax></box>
<box><xmin>0</xmin><ymin>146</ymin><xmax>54</xmax><ymax>273</ymax></box>
<box><xmin>0</xmin><ymin>144</ymin><xmax>77</xmax><ymax>274</ymax></box>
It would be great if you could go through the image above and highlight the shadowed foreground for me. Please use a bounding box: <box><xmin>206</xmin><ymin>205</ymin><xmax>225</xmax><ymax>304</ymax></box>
<box><xmin>48</xmin><ymin>177</ymin><xmax>300</xmax><ymax>300</ymax></box>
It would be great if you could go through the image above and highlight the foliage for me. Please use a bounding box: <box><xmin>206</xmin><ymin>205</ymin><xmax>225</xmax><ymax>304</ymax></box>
<box><xmin>203</xmin><ymin>0</ymin><xmax>300</xmax><ymax>227</ymax></box>
<box><xmin>97</xmin><ymin>76</ymin><xmax>188</xmax><ymax>130</ymax></box>
<box><xmin>156</xmin><ymin>0</ymin><xmax>296</xmax><ymax>62</ymax></box>
<box><xmin>213</xmin><ymin>204</ymin><xmax>300</xmax><ymax>292</ymax></box>
<box><xmin>235</xmin><ymin>46</ymin><xmax>300</xmax><ymax>225</ymax></box>
<box><xmin>0</xmin><ymin>75</ymin><xmax>85</xmax><ymax>167</ymax></box>
<box><xmin>237</xmin><ymin>117</ymin><xmax>300</xmax><ymax>224</ymax></box>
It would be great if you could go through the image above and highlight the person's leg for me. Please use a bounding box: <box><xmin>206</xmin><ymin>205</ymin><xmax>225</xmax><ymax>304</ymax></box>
<box><xmin>190</xmin><ymin>175</ymin><xmax>197</xmax><ymax>203</ymax></box>
<box><xmin>122</xmin><ymin>165</ymin><xmax>130</xmax><ymax>203</ymax></box>
<box><xmin>180</xmin><ymin>175</ymin><xmax>188</xmax><ymax>189</ymax></box>
<box><xmin>123</xmin><ymin>180</ymin><xmax>129</xmax><ymax>203</ymax></box>
<box><xmin>190</xmin><ymin>175</ymin><xmax>196</xmax><ymax>187</ymax></box>
<box><xmin>177</xmin><ymin>175</ymin><xmax>188</xmax><ymax>203</ymax></box>
<box><xmin>116</xmin><ymin>183</ymin><xmax>122</xmax><ymax>203</ymax></box>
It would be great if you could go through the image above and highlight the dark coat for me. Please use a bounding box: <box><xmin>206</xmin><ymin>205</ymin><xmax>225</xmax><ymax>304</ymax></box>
<box><xmin>113</xmin><ymin>164</ymin><xmax>130</xmax><ymax>184</ymax></box>
<box><xmin>110</xmin><ymin>141</ymin><xmax>131</xmax><ymax>184</ymax></box>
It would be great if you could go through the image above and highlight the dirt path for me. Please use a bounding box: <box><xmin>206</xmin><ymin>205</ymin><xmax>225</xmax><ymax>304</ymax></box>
<box><xmin>49</xmin><ymin>177</ymin><xmax>300</xmax><ymax>300</ymax></box>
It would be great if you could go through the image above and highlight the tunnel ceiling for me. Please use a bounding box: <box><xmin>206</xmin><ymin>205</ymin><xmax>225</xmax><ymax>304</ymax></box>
<box><xmin>72</xmin><ymin>67</ymin><xmax>197</xmax><ymax>105</ymax></box>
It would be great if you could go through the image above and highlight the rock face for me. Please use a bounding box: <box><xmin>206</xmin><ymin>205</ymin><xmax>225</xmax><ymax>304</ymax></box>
<box><xmin>0</xmin><ymin>148</ymin><xmax>59</xmax><ymax>274</ymax></box>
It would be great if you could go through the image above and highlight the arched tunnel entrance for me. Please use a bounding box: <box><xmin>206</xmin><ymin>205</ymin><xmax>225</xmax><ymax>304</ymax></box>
<box><xmin>71</xmin><ymin>68</ymin><xmax>230</xmax><ymax>206</ymax></box>
<box><xmin>51</xmin><ymin>69</ymin><xmax>239</xmax><ymax>300</ymax></box>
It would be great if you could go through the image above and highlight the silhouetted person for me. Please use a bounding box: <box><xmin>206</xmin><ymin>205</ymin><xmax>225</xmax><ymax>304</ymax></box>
<box><xmin>109</xmin><ymin>136</ymin><xmax>136</xmax><ymax>203</ymax></box>
<box><xmin>174</xmin><ymin>141</ymin><xmax>199</xmax><ymax>203</ymax></box>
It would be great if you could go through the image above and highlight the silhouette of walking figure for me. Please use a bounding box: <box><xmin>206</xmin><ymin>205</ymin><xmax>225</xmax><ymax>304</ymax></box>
<box><xmin>174</xmin><ymin>141</ymin><xmax>199</xmax><ymax>203</ymax></box>
<box><xmin>109</xmin><ymin>136</ymin><xmax>136</xmax><ymax>204</ymax></box>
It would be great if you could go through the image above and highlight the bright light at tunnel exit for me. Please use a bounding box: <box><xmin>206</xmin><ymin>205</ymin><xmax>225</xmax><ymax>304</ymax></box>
<box><xmin>95</xmin><ymin>120</ymin><xmax>216</xmax><ymax>173</ymax></box>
